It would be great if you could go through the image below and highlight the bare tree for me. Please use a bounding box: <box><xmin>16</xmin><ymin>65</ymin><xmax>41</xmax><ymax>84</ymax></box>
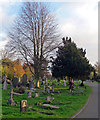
<box><xmin>6</xmin><ymin>2</ymin><xmax>61</xmax><ymax>87</ymax></box>
<box><xmin>0</xmin><ymin>49</ymin><xmax>15</xmax><ymax>60</ymax></box>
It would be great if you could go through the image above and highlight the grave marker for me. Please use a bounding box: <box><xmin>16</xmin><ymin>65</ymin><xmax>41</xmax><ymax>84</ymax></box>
<box><xmin>29</xmin><ymin>82</ymin><xmax>34</xmax><ymax>90</ymax></box>
<box><xmin>63</xmin><ymin>80</ymin><xmax>66</xmax><ymax>86</ymax></box>
<box><xmin>46</xmin><ymin>96</ymin><xmax>51</xmax><ymax>103</ymax></box>
<box><xmin>27</xmin><ymin>91</ymin><xmax>32</xmax><ymax>98</ymax></box>
<box><xmin>7</xmin><ymin>88</ymin><xmax>16</xmax><ymax>106</ymax></box>
<box><xmin>3</xmin><ymin>75</ymin><xmax>7</xmax><ymax>90</ymax></box>
<box><xmin>22</xmin><ymin>74</ymin><xmax>27</xmax><ymax>87</ymax></box>
<box><xmin>20</xmin><ymin>100</ymin><xmax>27</xmax><ymax>112</ymax></box>
<box><xmin>43</xmin><ymin>85</ymin><xmax>45</xmax><ymax>93</ymax></box>
<box><xmin>12</xmin><ymin>77</ymin><xmax>18</xmax><ymax>88</ymax></box>
<box><xmin>35</xmin><ymin>93</ymin><xmax>39</xmax><ymax>98</ymax></box>
<box><xmin>46</xmin><ymin>87</ymin><xmax>50</xmax><ymax>93</ymax></box>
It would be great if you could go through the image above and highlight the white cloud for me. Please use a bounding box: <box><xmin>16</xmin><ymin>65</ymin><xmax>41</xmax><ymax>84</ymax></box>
<box><xmin>0</xmin><ymin>33</ymin><xmax>9</xmax><ymax>49</ymax></box>
<box><xmin>57</xmin><ymin>2</ymin><xmax>98</xmax><ymax>65</ymax></box>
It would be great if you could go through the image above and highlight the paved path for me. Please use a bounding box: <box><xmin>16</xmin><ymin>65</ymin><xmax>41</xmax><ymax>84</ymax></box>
<box><xmin>75</xmin><ymin>82</ymin><xmax>99</xmax><ymax>118</ymax></box>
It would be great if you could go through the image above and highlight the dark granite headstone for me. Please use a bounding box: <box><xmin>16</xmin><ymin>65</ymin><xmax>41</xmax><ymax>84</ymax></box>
<box><xmin>22</xmin><ymin>74</ymin><xmax>27</xmax><ymax>87</ymax></box>
<box><xmin>12</xmin><ymin>77</ymin><xmax>18</xmax><ymax>88</ymax></box>
<box><xmin>29</xmin><ymin>82</ymin><xmax>34</xmax><ymax>90</ymax></box>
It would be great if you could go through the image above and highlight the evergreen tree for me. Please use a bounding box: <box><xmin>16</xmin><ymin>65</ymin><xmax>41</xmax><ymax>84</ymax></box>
<box><xmin>51</xmin><ymin>37</ymin><xmax>93</xmax><ymax>85</ymax></box>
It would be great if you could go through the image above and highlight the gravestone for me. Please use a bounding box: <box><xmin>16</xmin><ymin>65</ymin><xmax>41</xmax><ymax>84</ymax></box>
<box><xmin>20</xmin><ymin>100</ymin><xmax>27</xmax><ymax>112</ymax></box>
<box><xmin>58</xmin><ymin>81</ymin><xmax>61</xmax><ymax>85</ymax></box>
<box><xmin>19</xmin><ymin>77</ymin><xmax>21</xmax><ymax>82</ymax></box>
<box><xmin>29</xmin><ymin>82</ymin><xmax>34</xmax><ymax>90</ymax></box>
<box><xmin>46</xmin><ymin>96</ymin><xmax>51</xmax><ymax>103</ymax></box>
<box><xmin>25</xmin><ymin>87</ymin><xmax>28</xmax><ymax>93</ymax></box>
<box><xmin>46</xmin><ymin>87</ymin><xmax>50</xmax><ymax>93</ymax></box>
<box><xmin>3</xmin><ymin>75</ymin><xmax>7</xmax><ymax>90</ymax></box>
<box><xmin>63</xmin><ymin>80</ymin><xmax>66</xmax><ymax>86</ymax></box>
<box><xmin>12</xmin><ymin>77</ymin><xmax>18</xmax><ymax>88</ymax></box>
<box><xmin>22</xmin><ymin>74</ymin><xmax>27</xmax><ymax>87</ymax></box>
<box><xmin>52</xmin><ymin>86</ymin><xmax>54</xmax><ymax>92</ymax></box>
<box><xmin>55</xmin><ymin>78</ymin><xmax>57</xmax><ymax>83</ymax></box>
<box><xmin>43</xmin><ymin>85</ymin><xmax>45</xmax><ymax>93</ymax></box>
<box><xmin>7</xmin><ymin>88</ymin><xmax>16</xmax><ymax>106</ymax></box>
<box><xmin>27</xmin><ymin>91</ymin><xmax>32</xmax><ymax>98</ymax></box>
<box><xmin>45</xmin><ymin>78</ymin><xmax>47</xmax><ymax>85</ymax></box>
<box><xmin>35</xmin><ymin>93</ymin><xmax>39</xmax><ymax>98</ymax></box>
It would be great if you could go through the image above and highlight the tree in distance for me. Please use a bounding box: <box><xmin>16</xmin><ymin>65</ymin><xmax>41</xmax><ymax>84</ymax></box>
<box><xmin>51</xmin><ymin>37</ymin><xmax>94</xmax><ymax>86</ymax></box>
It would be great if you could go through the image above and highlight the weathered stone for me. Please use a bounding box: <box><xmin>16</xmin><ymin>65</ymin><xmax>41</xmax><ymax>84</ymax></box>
<box><xmin>63</xmin><ymin>80</ymin><xmax>66</xmax><ymax>86</ymax></box>
<box><xmin>55</xmin><ymin>79</ymin><xmax>57</xmax><ymax>82</ymax></box>
<box><xmin>52</xmin><ymin>86</ymin><xmax>54</xmax><ymax>92</ymax></box>
<box><xmin>7</xmin><ymin>88</ymin><xmax>16</xmax><ymax>106</ymax></box>
<box><xmin>12</xmin><ymin>77</ymin><xmax>19</xmax><ymax>88</ymax></box>
<box><xmin>43</xmin><ymin>85</ymin><xmax>45</xmax><ymax>92</ymax></box>
<box><xmin>3</xmin><ymin>75</ymin><xmax>7</xmax><ymax>90</ymax></box>
<box><xmin>27</xmin><ymin>91</ymin><xmax>32</xmax><ymax>98</ymax></box>
<box><xmin>35</xmin><ymin>93</ymin><xmax>39</xmax><ymax>98</ymax></box>
<box><xmin>46</xmin><ymin>87</ymin><xmax>50</xmax><ymax>93</ymax></box>
<box><xmin>29</xmin><ymin>106</ymin><xmax>32</xmax><ymax>109</ymax></box>
<box><xmin>25</xmin><ymin>87</ymin><xmax>28</xmax><ymax>93</ymax></box>
<box><xmin>29</xmin><ymin>82</ymin><xmax>34</xmax><ymax>90</ymax></box>
<box><xmin>45</xmin><ymin>78</ymin><xmax>47</xmax><ymax>85</ymax></box>
<box><xmin>22</xmin><ymin>74</ymin><xmax>27</xmax><ymax>87</ymax></box>
<box><xmin>46</xmin><ymin>96</ymin><xmax>51</xmax><ymax>103</ymax></box>
<box><xmin>20</xmin><ymin>100</ymin><xmax>27</xmax><ymax>112</ymax></box>
<box><xmin>41</xmin><ymin>104</ymin><xmax>59</xmax><ymax>109</ymax></box>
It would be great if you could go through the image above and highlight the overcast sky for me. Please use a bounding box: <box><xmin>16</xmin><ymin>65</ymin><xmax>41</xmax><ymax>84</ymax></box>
<box><xmin>0</xmin><ymin>0</ymin><xmax>98</xmax><ymax>66</ymax></box>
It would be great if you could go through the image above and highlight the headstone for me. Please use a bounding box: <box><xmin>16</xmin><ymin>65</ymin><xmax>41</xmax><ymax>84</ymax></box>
<box><xmin>43</xmin><ymin>85</ymin><xmax>45</xmax><ymax>92</ymax></box>
<box><xmin>7</xmin><ymin>88</ymin><xmax>16</xmax><ymax>106</ymax></box>
<box><xmin>46</xmin><ymin>87</ymin><xmax>50</xmax><ymax>93</ymax></box>
<box><xmin>35</xmin><ymin>93</ymin><xmax>39</xmax><ymax>98</ymax></box>
<box><xmin>19</xmin><ymin>77</ymin><xmax>21</xmax><ymax>82</ymax></box>
<box><xmin>58</xmin><ymin>81</ymin><xmax>61</xmax><ymax>85</ymax></box>
<box><xmin>36</xmin><ymin>81</ymin><xmax>40</xmax><ymax>88</ymax></box>
<box><xmin>52</xmin><ymin>86</ymin><xmax>54</xmax><ymax>92</ymax></box>
<box><xmin>3</xmin><ymin>75</ymin><xmax>7</xmax><ymax>90</ymax></box>
<box><xmin>22</xmin><ymin>74</ymin><xmax>27</xmax><ymax>87</ymax></box>
<box><xmin>20</xmin><ymin>100</ymin><xmax>27</xmax><ymax>112</ymax></box>
<box><xmin>25</xmin><ymin>87</ymin><xmax>28</xmax><ymax>93</ymax></box>
<box><xmin>46</xmin><ymin>96</ymin><xmax>51</xmax><ymax>103</ymax></box>
<box><xmin>45</xmin><ymin>78</ymin><xmax>47</xmax><ymax>85</ymax></box>
<box><xmin>41</xmin><ymin>81</ymin><xmax>43</xmax><ymax>85</ymax></box>
<box><xmin>55</xmin><ymin>78</ymin><xmax>57</xmax><ymax>83</ymax></box>
<box><xmin>27</xmin><ymin>91</ymin><xmax>32</xmax><ymax>98</ymax></box>
<box><xmin>29</xmin><ymin>82</ymin><xmax>34</xmax><ymax>90</ymax></box>
<box><xmin>64</xmin><ymin>80</ymin><xmax>66</xmax><ymax>86</ymax></box>
<box><xmin>12</xmin><ymin>77</ymin><xmax>19</xmax><ymax>88</ymax></box>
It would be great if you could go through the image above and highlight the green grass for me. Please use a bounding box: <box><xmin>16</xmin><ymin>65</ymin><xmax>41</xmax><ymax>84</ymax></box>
<box><xmin>2</xmin><ymin>81</ymin><xmax>91</xmax><ymax>118</ymax></box>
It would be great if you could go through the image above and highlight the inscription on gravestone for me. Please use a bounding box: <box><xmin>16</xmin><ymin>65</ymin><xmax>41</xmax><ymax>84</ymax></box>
<box><xmin>20</xmin><ymin>100</ymin><xmax>27</xmax><ymax>112</ymax></box>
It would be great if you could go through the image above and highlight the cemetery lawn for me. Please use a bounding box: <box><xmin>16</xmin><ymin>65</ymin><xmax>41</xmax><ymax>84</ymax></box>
<box><xmin>2</xmin><ymin>82</ymin><xmax>91</xmax><ymax>118</ymax></box>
